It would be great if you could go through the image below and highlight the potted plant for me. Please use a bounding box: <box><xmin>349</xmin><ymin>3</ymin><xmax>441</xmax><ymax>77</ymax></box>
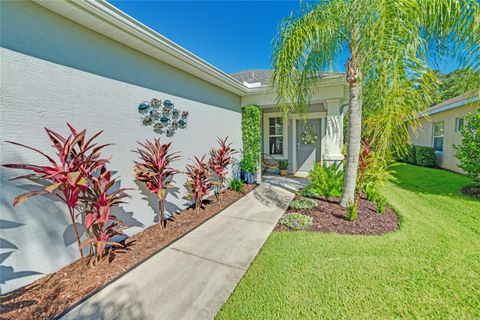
<box><xmin>279</xmin><ymin>159</ymin><xmax>288</xmax><ymax>176</ymax></box>
<box><xmin>240</xmin><ymin>158</ymin><xmax>257</xmax><ymax>184</ymax></box>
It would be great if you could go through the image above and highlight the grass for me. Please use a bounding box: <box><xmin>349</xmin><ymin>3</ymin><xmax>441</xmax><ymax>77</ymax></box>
<box><xmin>217</xmin><ymin>163</ymin><xmax>480</xmax><ymax>319</ymax></box>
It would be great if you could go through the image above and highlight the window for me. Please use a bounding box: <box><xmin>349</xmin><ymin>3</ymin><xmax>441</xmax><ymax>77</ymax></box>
<box><xmin>433</xmin><ymin>121</ymin><xmax>444</xmax><ymax>152</ymax></box>
<box><xmin>455</xmin><ymin>117</ymin><xmax>464</xmax><ymax>132</ymax></box>
<box><xmin>268</xmin><ymin>117</ymin><xmax>283</xmax><ymax>155</ymax></box>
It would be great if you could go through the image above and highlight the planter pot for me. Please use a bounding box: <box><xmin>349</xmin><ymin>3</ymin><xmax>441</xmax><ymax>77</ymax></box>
<box><xmin>241</xmin><ymin>171</ymin><xmax>257</xmax><ymax>184</ymax></box>
<box><xmin>280</xmin><ymin>169</ymin><xmax>288</xmax><ymax>176</ymax></box>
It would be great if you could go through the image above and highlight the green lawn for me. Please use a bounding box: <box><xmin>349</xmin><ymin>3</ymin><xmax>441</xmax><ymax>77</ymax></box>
<box><xmin>217</xmin><ymin>163</ymin><xmax>480</xmax><ymax>319</ymax></box>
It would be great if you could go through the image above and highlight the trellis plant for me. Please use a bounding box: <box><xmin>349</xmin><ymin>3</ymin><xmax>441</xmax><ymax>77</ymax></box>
<box><xmin>134</xmin><ymin>138</ymin><xmax>180</xmax><ymax>228</ymax></box>
<box><xmin>3</xmin><ymin>124</ymin><xmax>110</xmax><ymax>257</ymax></box>
<box><xmin>208</xmin><ymin>136</ymin><xmax>237</xmax><ymax>202</ymax></box>
<box><xmin>184</xmin><ymin>156</ymin><xmax>213</xmax><ymax>214</ymax></box>
<box><xmin>82</xmin><ymin>166</ymin><xmax>129</xmax><ymax>265</ymax></box>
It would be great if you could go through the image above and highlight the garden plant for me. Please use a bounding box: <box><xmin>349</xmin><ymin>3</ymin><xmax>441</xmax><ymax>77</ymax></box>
<box><xmin>279</xmin><ymin>213</ymin><xmax>313</xmax><ymax>231</ymax></box>
<box><xmin>240</xmin><ymin>104</ymin><xmax>261</xmax><ymax>182</ymax></box>
<box><xmin>82</xmin><ymin>166</ymin><xmax>129</xmax><ymax>265</ymax></box>
<box><xmin>290</xmin><ymin>198</ymin><xmax>317</xmax><ymax>210</ymax></box>
<box><xmin>134</xmin><ymin>138</ymin><xmax>180</xmax><ymax>228</ymax></box>
<box><xmin>4</xmin><ymin>124</ymin><xmax>110</xmax><ymax>257</ymax></box>
<box><xmin>229</xmin><ymin>178</ymin><xmax>244</xmax><ymax>193</ymax></box>
<box><xmin>185</xmin><ymin>156</ymin><xmax>213</xmax><ymax>214</ymax></box>
<box><xmin>208</xmin><ymin>136</ymin><xmax>237</xmax><ymax>201</ymax></box>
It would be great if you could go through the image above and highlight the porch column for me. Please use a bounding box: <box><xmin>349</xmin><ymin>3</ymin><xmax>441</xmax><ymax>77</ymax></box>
<box><xmin>323</xmin><ymin>99</ymin><xmax>345</xmax><ymax>165</ymax></box>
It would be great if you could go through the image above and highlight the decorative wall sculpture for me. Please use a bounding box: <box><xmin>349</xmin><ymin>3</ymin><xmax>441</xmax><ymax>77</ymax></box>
<box><xmin>138</xmin><ymin>98</ymin><xmax>189</xmax><ymax>137</ymax></box>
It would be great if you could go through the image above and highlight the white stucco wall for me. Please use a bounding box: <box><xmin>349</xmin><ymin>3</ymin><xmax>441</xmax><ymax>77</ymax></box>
<box><xmin>0</xmin><ymin>1</ymin><xmax>241</xmax><ymax>293</ymax></box>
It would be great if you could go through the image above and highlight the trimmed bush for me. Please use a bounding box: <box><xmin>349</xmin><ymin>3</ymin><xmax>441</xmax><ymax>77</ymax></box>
<box><xmin>290</xmin><ymin>198</ymin><xmax>317</xmax><ymax>210</ymax></box>
<box><xmin>279</xmin><ymin>213</ymin><xmax>313</xmax><ymax>230</ymax></box>
<box><xmin>415</xmin><ymin>145</ymin><xmax>437</xmax><ymax>167</ymax></box>
<box><xmin>406</xmin><ymin>145</ymin><xmax>416</xmax><ymax>164</ymax></box>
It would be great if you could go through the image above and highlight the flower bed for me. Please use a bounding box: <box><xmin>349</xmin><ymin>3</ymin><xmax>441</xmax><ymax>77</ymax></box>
<box><xmin>0</xmin><ymin>184</ymin><xmax>256</xmax><ymax>320</ymax></box>
<box><xmin>276</xmin><ymin>193</ymin><xmax>399</xmax><ymax>235</ymax></box>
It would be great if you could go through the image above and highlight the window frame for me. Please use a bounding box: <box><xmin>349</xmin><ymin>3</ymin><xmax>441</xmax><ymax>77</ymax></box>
<box><xmin>455</xmin><ymin>117</ymin><xmax>464</xmax><ymax>132</ymax></box>
<box><xmin>263</xmin><ymin>113</ymin><xmax>288</xmax><ymax>159</ymax></box>
<box><xmin>432</xmin><ymin>121</ymin><xmax>445</xmax><ymax>152</ymax></box>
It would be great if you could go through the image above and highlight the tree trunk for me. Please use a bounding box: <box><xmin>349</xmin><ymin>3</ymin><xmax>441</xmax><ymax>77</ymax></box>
<box><xmin>340</xmin><ymin>54</ymin><xmax>362</xmax><ymax>207</ymax></box>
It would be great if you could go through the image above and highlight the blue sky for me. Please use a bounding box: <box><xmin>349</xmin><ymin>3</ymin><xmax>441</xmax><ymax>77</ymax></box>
<box><xmin>111</xmin><ymin>1</ymin><xmax>458</xmax><ymax>75</ymax></box>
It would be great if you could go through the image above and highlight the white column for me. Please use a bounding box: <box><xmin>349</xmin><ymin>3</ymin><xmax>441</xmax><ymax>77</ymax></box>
<box><xmin>323</xmin><ymin>99</ymin><xmax>345</xmax><ymax>164</ymax></box>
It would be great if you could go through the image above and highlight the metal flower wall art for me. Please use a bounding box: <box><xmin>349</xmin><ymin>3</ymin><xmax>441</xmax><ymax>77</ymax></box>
<box><xmin>138</xmin><ymin>98</ymin><xmax>189</xmax><ymax>137</ymax></box>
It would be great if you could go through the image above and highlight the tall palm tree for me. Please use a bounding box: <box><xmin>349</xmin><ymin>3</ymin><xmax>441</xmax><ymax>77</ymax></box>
<box><xmin>272</xmin><ymin>0</ymin><xmax>479</xmax><ymax>207</ymax></box>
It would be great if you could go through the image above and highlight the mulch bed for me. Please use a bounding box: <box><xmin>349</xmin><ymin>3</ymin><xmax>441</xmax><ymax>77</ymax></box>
<box><xmin>275</xmin><ymin>193</ymin><xmax>399</xmax><ymax>235</ymax></box>
<box><xmin>0</xmin><ymin>184</ymin><xmax>256</xmax><ymax>320</ymax></box>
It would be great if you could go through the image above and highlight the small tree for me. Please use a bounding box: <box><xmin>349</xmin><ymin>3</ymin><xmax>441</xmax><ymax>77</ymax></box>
<box><xmin>208</xmin><ymin>137</ymin><xmax>237</xmax><ymax>202</ymax></box>
<box><xmin>455</xmin><ymin>110</ymin><xmax>480</xmax><ymax>182</ymax></box>
<box><xmin>185</xmin><ymin>156</ymin><xmax>213</xmax><ymax>214</ymax></box>
<box><xmin>134</xmin><ymin>138</ymin><xmax>180</xmax><ymax>228</ymax></box>
<box><xmin>3</xmin><ymin>124</ymin><xmax>109</xmax><ymax>257</ymax></box>
<box><xmin>82</xmin><ymin>166</ymin><xmax>129</xmax><ymax>265</ymax></box>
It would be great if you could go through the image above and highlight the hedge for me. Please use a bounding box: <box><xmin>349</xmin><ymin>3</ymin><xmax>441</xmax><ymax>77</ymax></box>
<box><xmin>397</xmin><ymin>144</ymin><xmax>437</xmax><ymax>168</ymax></box>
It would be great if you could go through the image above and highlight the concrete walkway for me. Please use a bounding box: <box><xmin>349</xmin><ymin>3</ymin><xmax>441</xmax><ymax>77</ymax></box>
<box><xmin>61</xmin><ymin>183</ymin><xmax>294</xmax><ymax>320</ymax></box>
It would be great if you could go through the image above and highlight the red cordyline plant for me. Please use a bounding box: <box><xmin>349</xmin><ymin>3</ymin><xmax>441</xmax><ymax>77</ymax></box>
<box><xmin>3</xmin><ymin>124</ymin><xmax>109</xmax><ymax>257</ymax></box>
<box><xmin>81</xmin><ymin>166</ymin><xmax>129</xmax><ymax>265</ymax></box>
<box><xmin>357</xmin><ymin>138</ymin><xmax>374</xmax><ymax>192</ymax></box>
<box><xmin>208</xmin><ymin>137</ymin><xmax>237</xmax><ymax>202</ymax></box>
<box><xmin>133</xmin><ymin>138</ymin><xmax>180</xmax><ymax>228</ymax></box>
<box><xmin>185</xmin><ymin>155</ymin><xmax>213</xmax><ymax>214</ymax></box>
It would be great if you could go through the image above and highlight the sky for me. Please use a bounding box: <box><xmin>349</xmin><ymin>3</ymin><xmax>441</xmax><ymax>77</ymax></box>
<box><xmin>110</xmin><ymin>1</ymin><xmax>459</xmax><ymax>75</ymax></box>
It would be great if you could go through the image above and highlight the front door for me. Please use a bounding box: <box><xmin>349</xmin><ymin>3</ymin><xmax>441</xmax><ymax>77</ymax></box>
<box><xmin>296</xmin><ymin>119</ymin><xmax>321</xmax><ymax>173</ymax></box>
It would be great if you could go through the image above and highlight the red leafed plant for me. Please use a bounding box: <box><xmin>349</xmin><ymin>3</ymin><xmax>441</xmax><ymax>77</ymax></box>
<box><xmin>133</xmin><ymin>138</ymin><xmax>180</xmax><ymax>228</ymax></box>
<box><xmin>184</xmin><ymin>155</ymin><xmax>213</xmax><ymax>214</ymax></box>
<box><xmin>82</xmin><ymin>166</ymin><xmax>129</xmax><ymax>265</ymax></box>
<box><xmin>208</xmin><ymin>137</ymin><xmax>237</xmax><ymax>201</ymax></box>
<box><xmin>3</xmin><ymin>124</ymin><xmax>109</xmax><ymax>257</ymax></box>
<box><xmin>357</xmin><ymin>138</ymin><xmax>374</xmax><ymax>191</ymax></box>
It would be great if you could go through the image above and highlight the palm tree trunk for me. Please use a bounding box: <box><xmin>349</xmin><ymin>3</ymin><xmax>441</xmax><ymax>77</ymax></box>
<box><xmin>340</xmin><ymin>54</ymin><xmax>362</xmax><ymax>207</ymax></box>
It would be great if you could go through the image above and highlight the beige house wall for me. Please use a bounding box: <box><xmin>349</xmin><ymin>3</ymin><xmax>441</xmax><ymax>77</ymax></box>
<box><xmin>408</xmin><ymin>101</ymin><xmax>479</xmax><ymax>173</ymax></box>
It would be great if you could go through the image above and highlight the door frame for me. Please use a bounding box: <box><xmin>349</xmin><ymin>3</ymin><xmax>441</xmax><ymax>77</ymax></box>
<box><xmin>292</xmin><ymin>112</ymin><xmax>326</xmax><ymax>174</ymax></box>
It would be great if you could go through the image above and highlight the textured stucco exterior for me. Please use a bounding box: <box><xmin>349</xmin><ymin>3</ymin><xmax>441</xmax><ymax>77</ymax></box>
<box><xmin>0</xmin><ymin>1</ymin><xmax>241</xmax><ymax>293</ymax></box>
<box><xmin>408</xmin><ymin>101</ymin><xmax>479</xmax><ymax>173</ymax></box>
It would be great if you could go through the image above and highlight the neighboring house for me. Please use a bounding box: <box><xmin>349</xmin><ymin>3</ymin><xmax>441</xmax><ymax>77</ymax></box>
<box><xmin>407</xmin><ymin>93</ymin><xmax>479</xmax><ymax>172</ymax></box>
<box><xmin>0</xmin><ymin>1</ymin><xmax>347</xmax><ymax>293</ymax></box>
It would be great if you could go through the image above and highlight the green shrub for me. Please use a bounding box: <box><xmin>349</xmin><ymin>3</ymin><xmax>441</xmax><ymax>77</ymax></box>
<box><xmin>229</xmin><ymin>178</ymin><xmax>244</xmax><ymax>192</ymax></box>
<box><xmin>406</xmin><ymin>145</ymin><xmax>416</xmax><ymax>164</ymax></box>
<box><xmin>290</xmin><ymin>198</ymin><xmax>317</xmax><ymax>210</ymax></box>
<box><xmin>278</xmin><ymin>159</ymin><xmax>288</xmax><ymax>170</ymax></box>
<box><xmin>241</xmin><ymin>105</ymin><xmax>261</xmax><ymax>173</ymax></box>
<box><xmin>346</xmin><ymin>199</ymin><xmax>358</xmax><ymax>221</ymax></box>
<box><xmin>415</xmin><ymin>145</ymin><xmax>437</xmax><ymax>167</ymax></box>
<box><xmin>279</xmin><ymin>213</ymin><xmax>313</xmax><ymax>230</ymax></box>
<box><xmin>455</xmin><ymin>110</ymin><xmax>480</xmax><ymax>182</ymax></box>
<box><xmin>307</xmin><ymin>162</ymin><xmax>343</xmax><ymax>197</ymax></box>
<box><xmin>298</xmin><ymin>187</ymin><xmax>318</xmax><ymax>198</ymax></box>
<box><xmin>375</xmin><ymin>195</ymin><xmax>387</xmax><ymax>214</ymax></box>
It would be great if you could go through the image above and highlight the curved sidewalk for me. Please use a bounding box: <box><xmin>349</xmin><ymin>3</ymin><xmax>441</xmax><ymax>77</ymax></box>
<box><xmin>61</xmin><ymin>183</ymin><xmax>294</xmax><ymax>320</ymax></box>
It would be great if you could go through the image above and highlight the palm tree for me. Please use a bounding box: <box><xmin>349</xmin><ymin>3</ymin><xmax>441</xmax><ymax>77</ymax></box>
<box><xmin>272</xmin><ymin>0</ymin><xmax>479</xmax><ymax>207</ymax></box>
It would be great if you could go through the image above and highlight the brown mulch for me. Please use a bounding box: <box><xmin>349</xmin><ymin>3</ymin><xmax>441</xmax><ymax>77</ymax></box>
<box><xmin>275</xmin><ymin>194</ymin><xmax>399</xmax><ymax>235</ymax></box>
<box><xmin>0</xmin><ymin>184</ymin><xmax>256</xmax><ymax>320</ymax></box>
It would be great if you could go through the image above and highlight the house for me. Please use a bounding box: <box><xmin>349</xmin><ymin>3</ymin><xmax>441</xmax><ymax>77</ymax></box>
<box><xmin>0</xmin><ymin>0</ymin><xmax>347</xmax><ymax>293</ymax></box>
<box><xmin>407</xmin><ymin>93</ymin><xmax>479</xmax><ymax>172</ymax></box>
